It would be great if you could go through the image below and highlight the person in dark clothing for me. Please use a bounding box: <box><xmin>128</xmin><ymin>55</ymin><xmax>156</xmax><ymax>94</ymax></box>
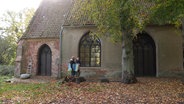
<box><xmin>69</xmin><ymin>56</ymin><xmax>76</xmax><ymax>76</ymax></box>
<box><xmin>75</xmin><ymin>57</ymin><xmax>81</xmax><ymax>77</ymax></box>
<box><xmin>76</xmin><ymin>57</ymin><xmax>81</xmax><ymax>64</ymax></box>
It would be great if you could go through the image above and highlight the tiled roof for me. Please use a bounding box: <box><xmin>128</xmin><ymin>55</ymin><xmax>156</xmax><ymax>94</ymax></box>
<box><xmin>22</xmin><ymin>0</ymin><xmax>72</xmax><ymax>39</ymax></box>
<box><xmin>63</xmin><ymin>0</ymin><xmax>155</xmax><ymax>27</ymax></box>
<box><xmin>63</xmin><ymin>0</ymin><xmax>94</xmax><ymax>26</ymax></box>
<box><xmin>21</xmin><ymin>0</ymin><xmax>154</xmax><ymax>39</ymax></box>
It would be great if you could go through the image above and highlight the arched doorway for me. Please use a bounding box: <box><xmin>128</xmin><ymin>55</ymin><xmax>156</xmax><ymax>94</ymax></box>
<box><xmin>38</xmin><ymin>44</ymin><xmax>52</xmax><ymax>76</ymax></box>
<box><xmin>133</xmin><ymin>32</ymin><xmax>156</xmax><ymax>77</ymax></box>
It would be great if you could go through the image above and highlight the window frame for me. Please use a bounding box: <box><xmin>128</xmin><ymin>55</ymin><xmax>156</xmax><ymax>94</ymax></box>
<box><xmin>79</xmin><ymin>32</ymin><xmax>101</xmax><ymax>67</ymax></box>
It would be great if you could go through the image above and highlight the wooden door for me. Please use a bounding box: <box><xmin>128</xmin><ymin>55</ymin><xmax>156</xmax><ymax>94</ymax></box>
<box><xmin>38</xmin><ymin>44</ymin><xmax>51</xmax><ymax>76</ymax></box>
<box><xmin>133</xmin><ymin>33</ymin><xmax>156</xmax><ymax>76</ymax></box>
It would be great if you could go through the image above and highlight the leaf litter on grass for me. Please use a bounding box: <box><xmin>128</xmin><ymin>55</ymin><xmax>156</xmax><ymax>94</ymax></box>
<box><xmin>1</xmin><ymin>77</ymin><xmax>184</xmax><ymax>104</ymax></box>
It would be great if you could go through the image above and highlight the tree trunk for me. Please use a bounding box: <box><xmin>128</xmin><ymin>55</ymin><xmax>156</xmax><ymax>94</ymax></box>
<box><xmin>182</xmin><ymin>19</ymin><xmax>184</xmax><ymax>41</ymax></box>
<box><xmin>182</xmin><ymin>18</ymin><xmax>184</xmax><ymax>71</ymax></box>
<box><xmin>121</xmin><ymin>31</ymin><xmax>137</xmax><ymax>84</ymax></box>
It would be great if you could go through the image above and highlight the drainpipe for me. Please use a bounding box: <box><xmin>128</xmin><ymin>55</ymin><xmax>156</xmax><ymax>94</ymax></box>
<box><xmin>58</xmin><ymin>26</ymin><xmax>64</xmax><ymax>79</ymax></box>
<box><xmin>58</xmin><ymin>0</ymin><xmax>73</xmax><ymax>78</ymax></box>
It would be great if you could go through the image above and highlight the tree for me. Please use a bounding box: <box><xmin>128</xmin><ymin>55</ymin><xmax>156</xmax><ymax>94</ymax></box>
<box><xmin>0</xmin><ymin>8</ymin><xmax>35</xmax><ymax>65</ymax></box>
<box><xmin>0</xmin><ymin>37</ymin><xmax>10</xmax><ymax>64</ymax></box>
<box><xmin>72</xmin><ymin>0</ymin><xmax>155</xmax><ymax>83</ymax></box>
<box><xmin>151</xmin><ymin>0</ymin><xmax>184</xmax><ymax>46</ymax></box>
<box><xmin>151</xmin><ymin>0</ymin><xmax>184</xmax><ymax>26</ymax></box>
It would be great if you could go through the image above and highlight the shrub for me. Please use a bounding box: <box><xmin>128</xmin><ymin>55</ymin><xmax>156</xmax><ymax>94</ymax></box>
<box><xmin>0</xmin><ymin>65</ymin><xmax>15</xmax><ymax>76</ymax></box>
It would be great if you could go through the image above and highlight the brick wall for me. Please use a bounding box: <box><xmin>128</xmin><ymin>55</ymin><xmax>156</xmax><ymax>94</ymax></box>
<box><xmin>20</xmin><ymin>38</ymin><xmax>60</xmax><ymax>77</ymax></box>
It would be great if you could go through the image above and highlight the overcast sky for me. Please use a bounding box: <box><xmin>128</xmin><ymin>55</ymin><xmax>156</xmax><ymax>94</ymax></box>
<box><xmin>0</xmin><ymin>0</ymin><xmax>42</xmax><ymax>15</ymax></box>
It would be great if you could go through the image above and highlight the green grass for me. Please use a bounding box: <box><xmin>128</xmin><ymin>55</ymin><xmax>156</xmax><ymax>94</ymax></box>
<box><xmin>1</xmin><ymin>82</ymin><xmax>47</xmax><ymax>92</ymax></box>
<box><xmin>1</xmin><ymin>77</ymin><xmax>184</xmax><ymax>104</ymax></box>
<box><xmin>0</xmin><ymin>77</ymin><xmax>55</xmax><ymax>104</ymax></box>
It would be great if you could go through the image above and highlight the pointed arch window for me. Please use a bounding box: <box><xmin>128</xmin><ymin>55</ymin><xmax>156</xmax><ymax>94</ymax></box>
<box><xmin>79</xmin><ymin>32</ymin><xmax>101</xmax><ymax>67</ymax></box>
